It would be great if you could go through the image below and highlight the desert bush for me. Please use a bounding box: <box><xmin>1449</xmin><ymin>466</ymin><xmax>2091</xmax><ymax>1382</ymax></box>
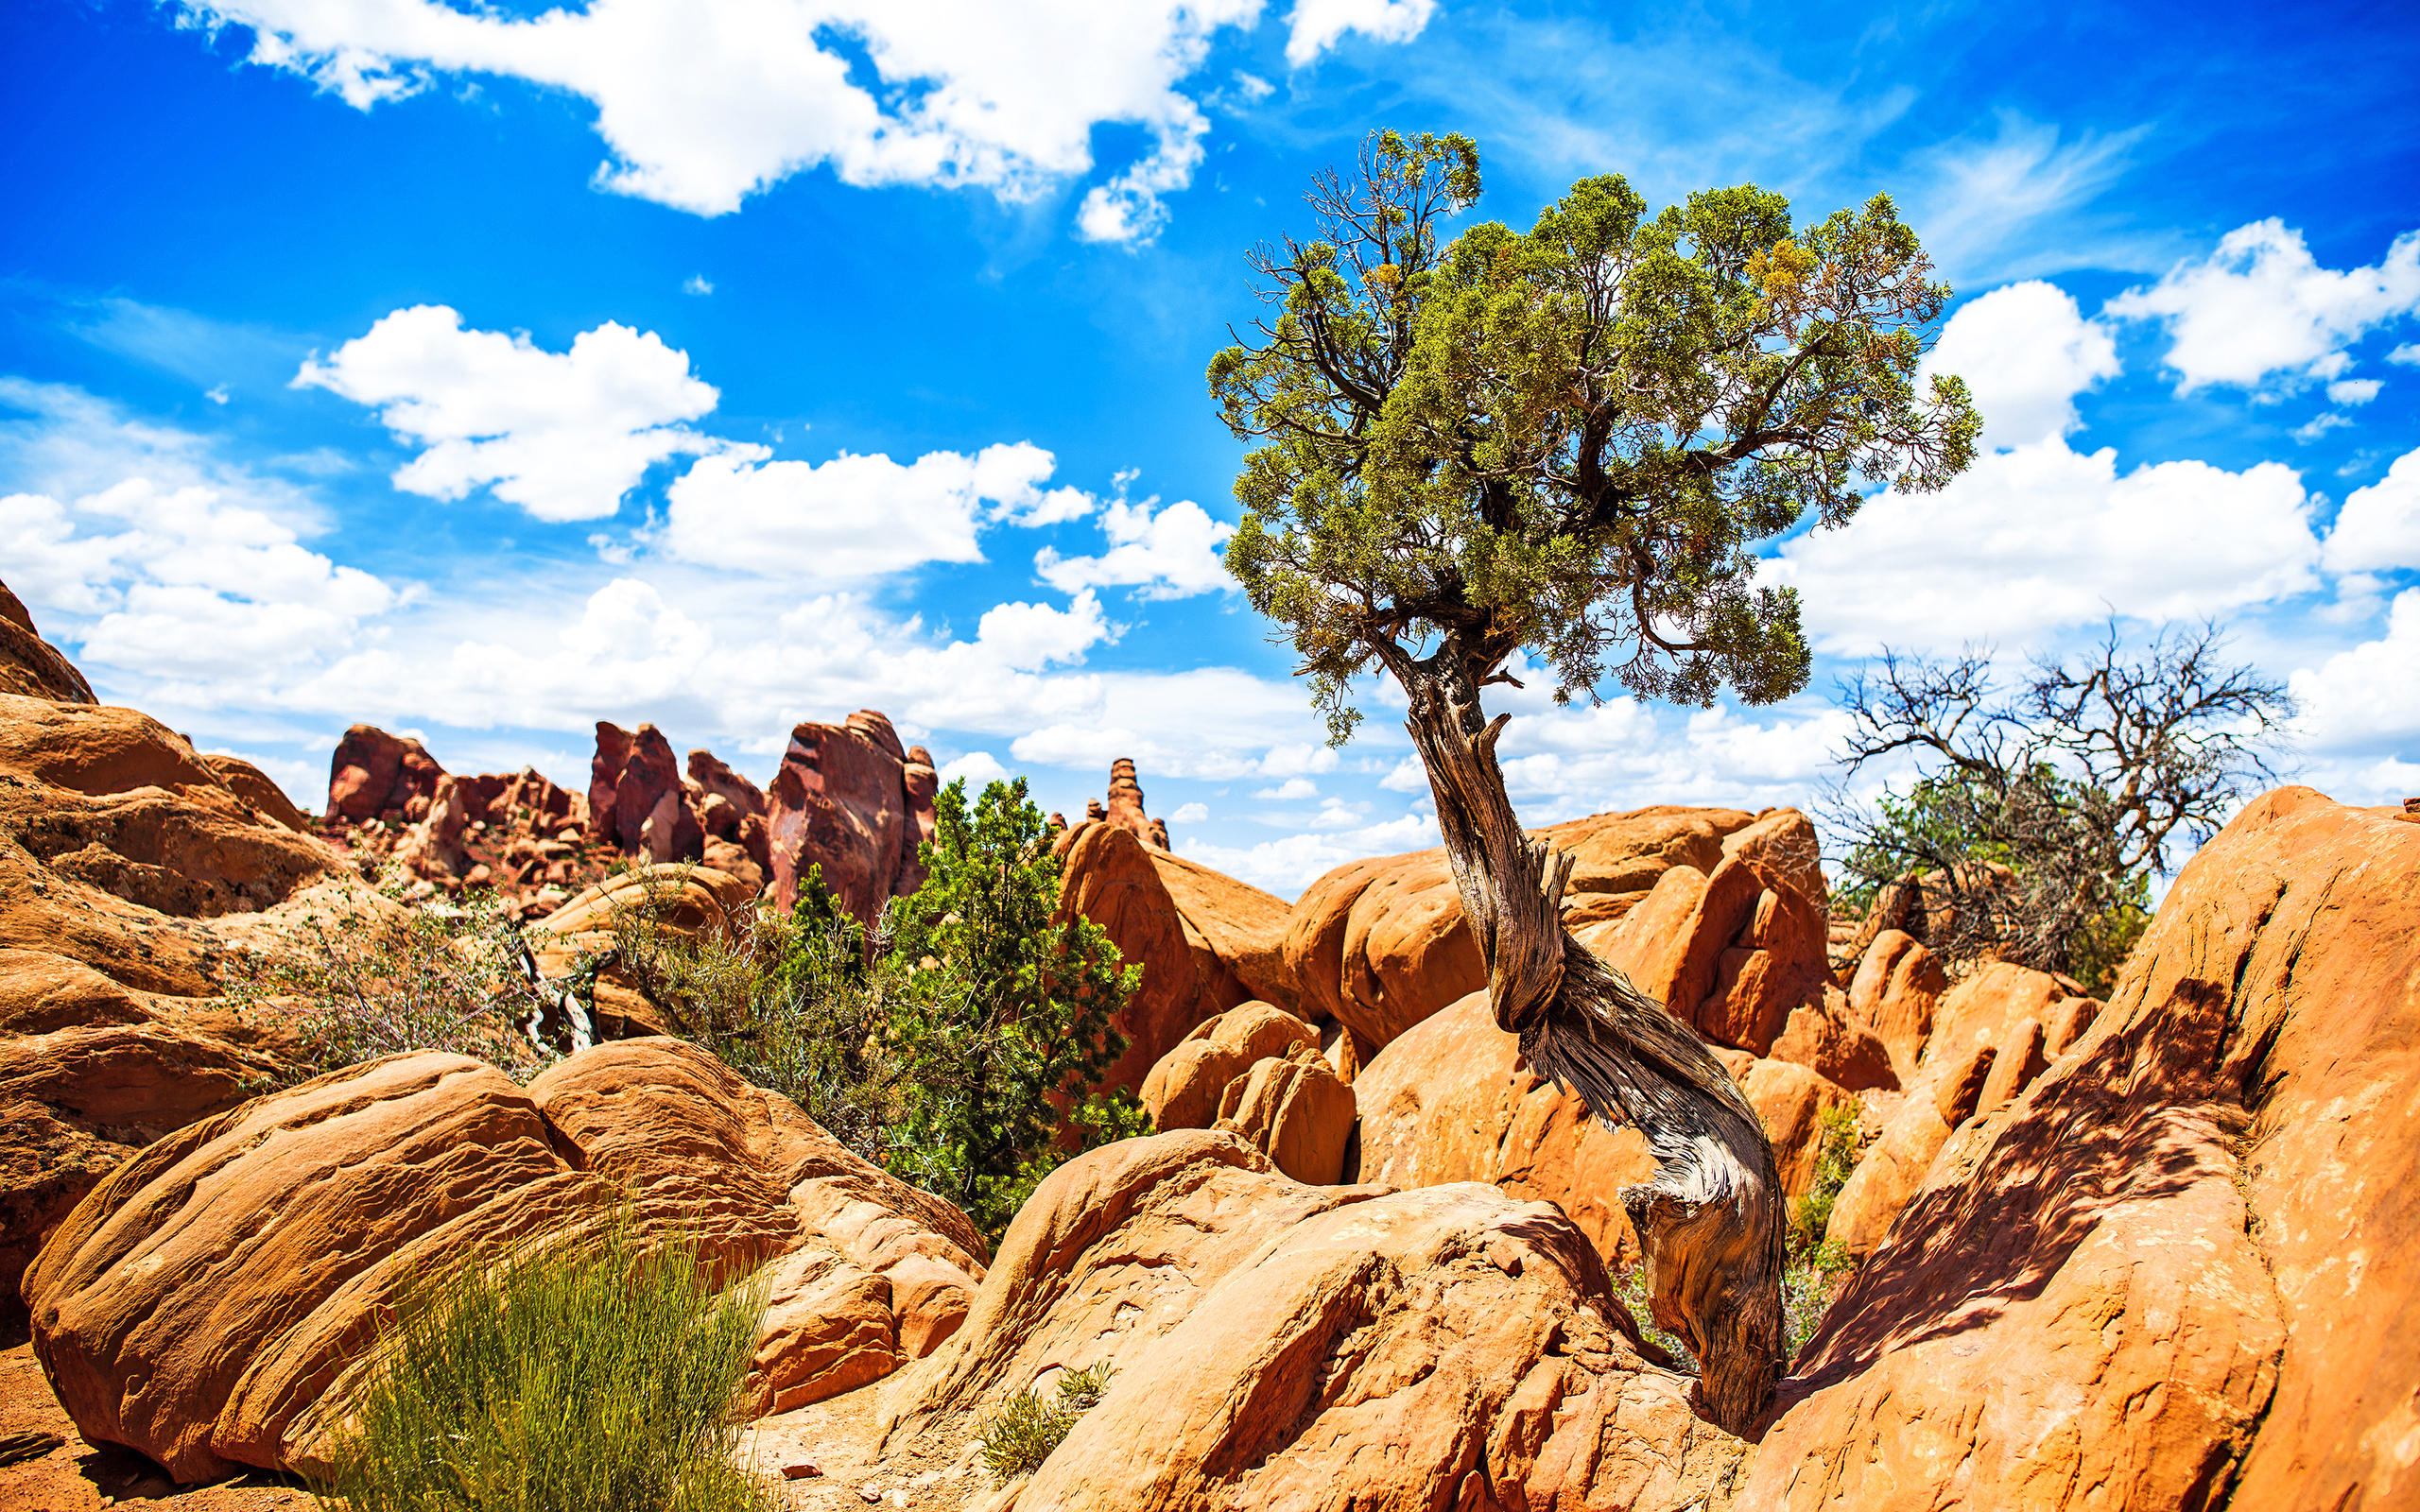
<box><xmin>610</xmin><ymin>866</ymin><xmax>906</xmax><ymax>1165</ymax></box>
<box><xmin>230</xmin><ymin>880</ymin><xmax>557</xmax><ymax>1084</ymax></box>
<box><xmin>313</xmin><ymin>1212</ymin><xmax>771</xmax><ymax>1512</ymax></box>
<box><xmin>1830</xmin><ymin>621</ymin><xmax>2291</xmax><ymax>990</ymax></box>
<box><xmin>976</xmin><ymin>1362</ymin><xmax>1115</xmax><ymax>1485</ymax></box>
<box><xmin>612</xmin><ymin>777</ymin><xmax>1143</xmax><ymax>1242</ymax></box>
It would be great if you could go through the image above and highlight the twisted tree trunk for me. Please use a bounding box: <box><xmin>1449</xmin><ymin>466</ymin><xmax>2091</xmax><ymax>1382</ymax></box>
<box><xmin>1392</xmin><ymin>643</ymin><xmax>1787</xmax><ymax>1434</ymax></box>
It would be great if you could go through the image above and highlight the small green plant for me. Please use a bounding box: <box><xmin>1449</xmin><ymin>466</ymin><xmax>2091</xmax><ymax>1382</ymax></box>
<box><xmin>313</xmin><ymin>1211</ymin><xmax>771</xmax><ymax>1512</ymax></box>
<box><xmin>611</xmin><ymin>865</ymin><xmax>905</xmax><ymax>1166</ymax></box>
<box><xmin>230</xmin><ymin>880</ymin><xmax>557</xmax><ymax>1084</ymax></box>
<box><xmin>1780</xmin><ymin>1100</ymin><xmax>1865</xmax><ymax>1356</ymax></box>
<box><xmin>1789</xmin><ymin>1102</ymin><xmax>1862</xmax><ymax>1249</ymax></box>
<box><xmin>977</xmin><ymin>1362</ymin><xmax>1116</xmax><ymax>1485</ymax></box>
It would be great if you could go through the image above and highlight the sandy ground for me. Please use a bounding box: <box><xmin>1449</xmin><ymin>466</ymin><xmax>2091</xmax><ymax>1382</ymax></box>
<box><xmin>0</xmin><ymin>1340</ymin><xmax>312</xmax><ymax>1512</ymax></box>
<box><xmin>2</xmin><ymin>1334</ymin><xmax>996</xmax><ymax>1512</ymax></box>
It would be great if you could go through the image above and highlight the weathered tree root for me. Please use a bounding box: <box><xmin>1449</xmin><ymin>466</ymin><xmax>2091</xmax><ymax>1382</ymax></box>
<box><xmin>1396</xmin><ymin>650</ymin><xmax>1787</xmax><ymax>1434</ymax></box>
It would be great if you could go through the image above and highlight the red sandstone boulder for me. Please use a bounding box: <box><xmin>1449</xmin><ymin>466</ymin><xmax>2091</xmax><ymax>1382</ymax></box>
<box><xmin>586</xmin><ymin>721</ymin><xmax>631</xmax><ymax>845</ymax></box>
<box><xmin>1055</xmin><ymin>822</ymin><xmax>1247</xmax><ymax>1096</ymax></box>
<box><xmin>325</xmin><ymin>723</ymin><xmax>443</xmax><ymax>824</ymax></box>
<box><xmin>766</xmin><ymin>714</ymin><xmax>909</xmax><ymax>923</ymax></box>
<box><xmin>1136</xmin><ymin>1001</ymin><xmax>1353</xmax><ymax>1185</ymax></box>
<box><xmin>1847</xmin><ymin>927</ymin><xmax>1948</xmax><ymax>1075</ymax></box>
<box><xmin>0</xmin><ymin>578</ymin><xmax>97</xmax><ymax>704</ymax></box>
<box><xmin>1213</xmin><ymin>1048</ymin><xmax>1357</xmax><ymax>1185</ymax></box>
<box><xmin>883</xmin><ymin>1131</ymin><xmax>1732</xmax><ymax>1510</ymax></box>
<box><xmin>24</xmin><ymin>1039</ymin><xmax>985</xmax><ymax>1484</ymax></box>
<box><xmin>1769</xmin><ymin>988</ymin><xmax>1899</xmax><ymax>1092</ymax></box>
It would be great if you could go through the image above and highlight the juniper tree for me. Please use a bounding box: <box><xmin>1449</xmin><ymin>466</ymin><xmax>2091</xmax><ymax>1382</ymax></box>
<box><xmin>1212</xmin><ymin>130</ymin><xmax>1978</xmax><ymax>1427</ymax></box>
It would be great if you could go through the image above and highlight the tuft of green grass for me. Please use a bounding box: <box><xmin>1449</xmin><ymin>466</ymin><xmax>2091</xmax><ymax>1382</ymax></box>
<box><xmin>312</xmin><ymin>1211</ymin><xmax>772</xmax><ymax>1512</ymax></box>
<box><xmin>976</xmin><ymin>1362</ymin><xmax>1115</xmax><ymax>1485</ymax></box>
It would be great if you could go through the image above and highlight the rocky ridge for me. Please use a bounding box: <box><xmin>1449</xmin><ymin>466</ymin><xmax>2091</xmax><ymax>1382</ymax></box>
<box><xmin>7</xmin><ymin>576</ymin><xmax>2417</xmax><ymax>1510</ymax></box>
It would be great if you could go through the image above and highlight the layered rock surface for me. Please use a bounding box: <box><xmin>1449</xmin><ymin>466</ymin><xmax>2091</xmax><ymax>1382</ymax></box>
<box><xmin>0</xmin><ymin>625</ymin><xmax>393</xmax><ymax>1329</ymax></box>
<box><xmin>25</xmin><ymin>1038</ymin><xmax>986</xmax><ymax>1483</ymax></box>
<box><xmin>874</xmin><ymin>1131</ymin><xmax>1737</xmax><ymax>1512</ymax></box>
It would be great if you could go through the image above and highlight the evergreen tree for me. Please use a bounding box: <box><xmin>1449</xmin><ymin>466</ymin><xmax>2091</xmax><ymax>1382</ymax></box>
<box><xmin>1211</xmin><ymin>129</ymin><xmax>1977</xmax><ymax>1427</ymax></box>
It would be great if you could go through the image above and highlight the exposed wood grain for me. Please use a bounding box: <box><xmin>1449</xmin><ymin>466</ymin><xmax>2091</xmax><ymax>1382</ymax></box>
<box><xmin>1392</xmin><ymin>641</ymin><xmax>1786</xmax><ymax>1433</ymax></box>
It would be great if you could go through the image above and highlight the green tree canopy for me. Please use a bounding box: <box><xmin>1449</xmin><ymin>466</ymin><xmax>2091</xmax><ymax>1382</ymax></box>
<box><xmin>1213</xmin><ymin>129</ymin><xmax>1979</xmax><ymax>736</ymax></box>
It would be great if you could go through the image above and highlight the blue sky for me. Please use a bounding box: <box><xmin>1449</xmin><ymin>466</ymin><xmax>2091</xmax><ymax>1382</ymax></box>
<box><xmin>5</xmin><ymin>0</ymin><xmax>2417</xmax><ymax>895</ymax></box>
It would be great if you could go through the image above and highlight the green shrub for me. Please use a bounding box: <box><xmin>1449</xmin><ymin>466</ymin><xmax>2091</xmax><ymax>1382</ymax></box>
<box><xmin>615</xmin><ymin>778</ymin><xmax>1143</xmax><ymax>1244</ymax></box>
<box><xmin>230</xmin><ymin>881</ymin><xmax>557</xmax><ymax>1085</ymax></box>
<box><xmin>976</xmin><ymin>1363</ymin><xmax>1115</xmax><ymax>1485</ymax></box>
<box><xmin>313</xmin><ymin>1213</ymin><xmax>771</xmax><ymax>1512</ymax></box>
<box><xmin>612</xmin><ymin>865</ymin><xmax>905</xmax><ymax>1166</ymax></box>
<box><xmin>879</xmin><ymin>778</ymin><xmax>1139</xmax><ymax>1238</ymax></box>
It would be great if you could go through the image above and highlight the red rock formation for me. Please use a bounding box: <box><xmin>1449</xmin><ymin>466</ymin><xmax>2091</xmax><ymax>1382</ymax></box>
<box><xmin>1847</xmin><ymin>926</ymin><xmax>1948</xmax><ymax>1075</ymax></box>
<box><xmin>324</xmin><ymin>723</ymin><xmax>444</xmax><ymax>824</ymax></box>
<box><xmin>612</xmin><ymin>724</ymin><xmax>693</xmax><ymax>860</ymax></box>
<box><xmin>586</xmin><ymin>721</ymin><xmax>631</xmax><ymax>846</ymax></box>
<box><xmin>684</xmin><ymin>747</ymin><xmax>765</xmax><ymax>819</ymax></box>
<box><xmin>1053</xmin><ymin>822</ymin><xmax>1242</xmax><ymax>1095</ymax></box>
<box><xmin>766</xmin><ymin>713</ymin><xmax>910</xmax><ymax>923</ymax></box>
<box><xmin>1140</xmin><ymin>1003</ymin><xmax>1355</xmax><ymax>1184</ymax></box>
<box><xmin>1768</xmin><ymin>987</ymin><xmax>1899</xmax><ymax>1092</ymax></box>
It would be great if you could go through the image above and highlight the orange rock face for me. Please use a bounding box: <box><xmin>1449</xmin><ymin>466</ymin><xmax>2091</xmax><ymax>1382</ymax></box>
<box><xmin>1741</xmin><ymin>788</ymin><xmax>2419</xmax><ymax>1512</ymax></box>
<box><xmin>24</xmin><ymin>1039</ymin><xmax>984</xmax><ymax>1484</ymax></box>
<box><xmin>886</xmin><ymin>1131</ymin><xmax>1732</xmax><ymax>1511</ymax></box>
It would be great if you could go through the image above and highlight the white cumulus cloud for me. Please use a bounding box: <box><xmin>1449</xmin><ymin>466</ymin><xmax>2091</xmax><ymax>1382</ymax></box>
<box><xmin>169</xmin><ymin>0</ymin><xmax>1430</xmax><ymax>240</ymax></box>
<box><xmin>2290</xmin><ymin>588</ymin><xmax>2420</xmax><ymax>749</ymax></box>
<box><xmin>1775</xmin><ymin>438</ymin><xmax>2323</xmax><ymax>654</ymax></box>
<box><xmin>295</xmin><ymin>305</ymin><xmax>720</xmax><ymax>523</ymax></box>
<box><xmin>1285</xmin><ymin>0</ymin><xmax>1437</xmax><ymax>67</ymax></box>
<box><xmin>1924</xmin><ymin>280</ymin><xmax>2120</xmax><ymax>451</ymax></box>
<box><xmin>663</xmin><ymin>439</ymin><xmax>1090</xmax><ymax>579</ymax></box>
<box><xmin>2323</xmin><ymin>447</ymin><xmax>2420</xmax><ymax>576</ymax></box>
<box><xmin>2104</xmin><ymin>219</ymin><xmax>2420</xmax><ymax>394</ymax></box>
<box><xmin>1</xmin><ymin>477</ymin><xmax>399</xmax><ymax>685</ymax></box>
<box><xmin>1034</xmin><ymin>495</ymin><xmax>1234</xmax><ymax>598</ymax></box>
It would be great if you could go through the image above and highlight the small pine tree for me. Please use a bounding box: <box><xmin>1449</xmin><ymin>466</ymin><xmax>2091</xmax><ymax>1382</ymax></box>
<box><xmin>881</xmin><ymin>777</ymin><xmax>1140</xmax><ymax>1237</ymax></box>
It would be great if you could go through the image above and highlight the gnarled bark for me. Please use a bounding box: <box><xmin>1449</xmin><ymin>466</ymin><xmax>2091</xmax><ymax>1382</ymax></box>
<box><xmin>1391</xmin><ymin>642</ymin><xmax>1786</xmax><ymax>1433</ymax></box>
